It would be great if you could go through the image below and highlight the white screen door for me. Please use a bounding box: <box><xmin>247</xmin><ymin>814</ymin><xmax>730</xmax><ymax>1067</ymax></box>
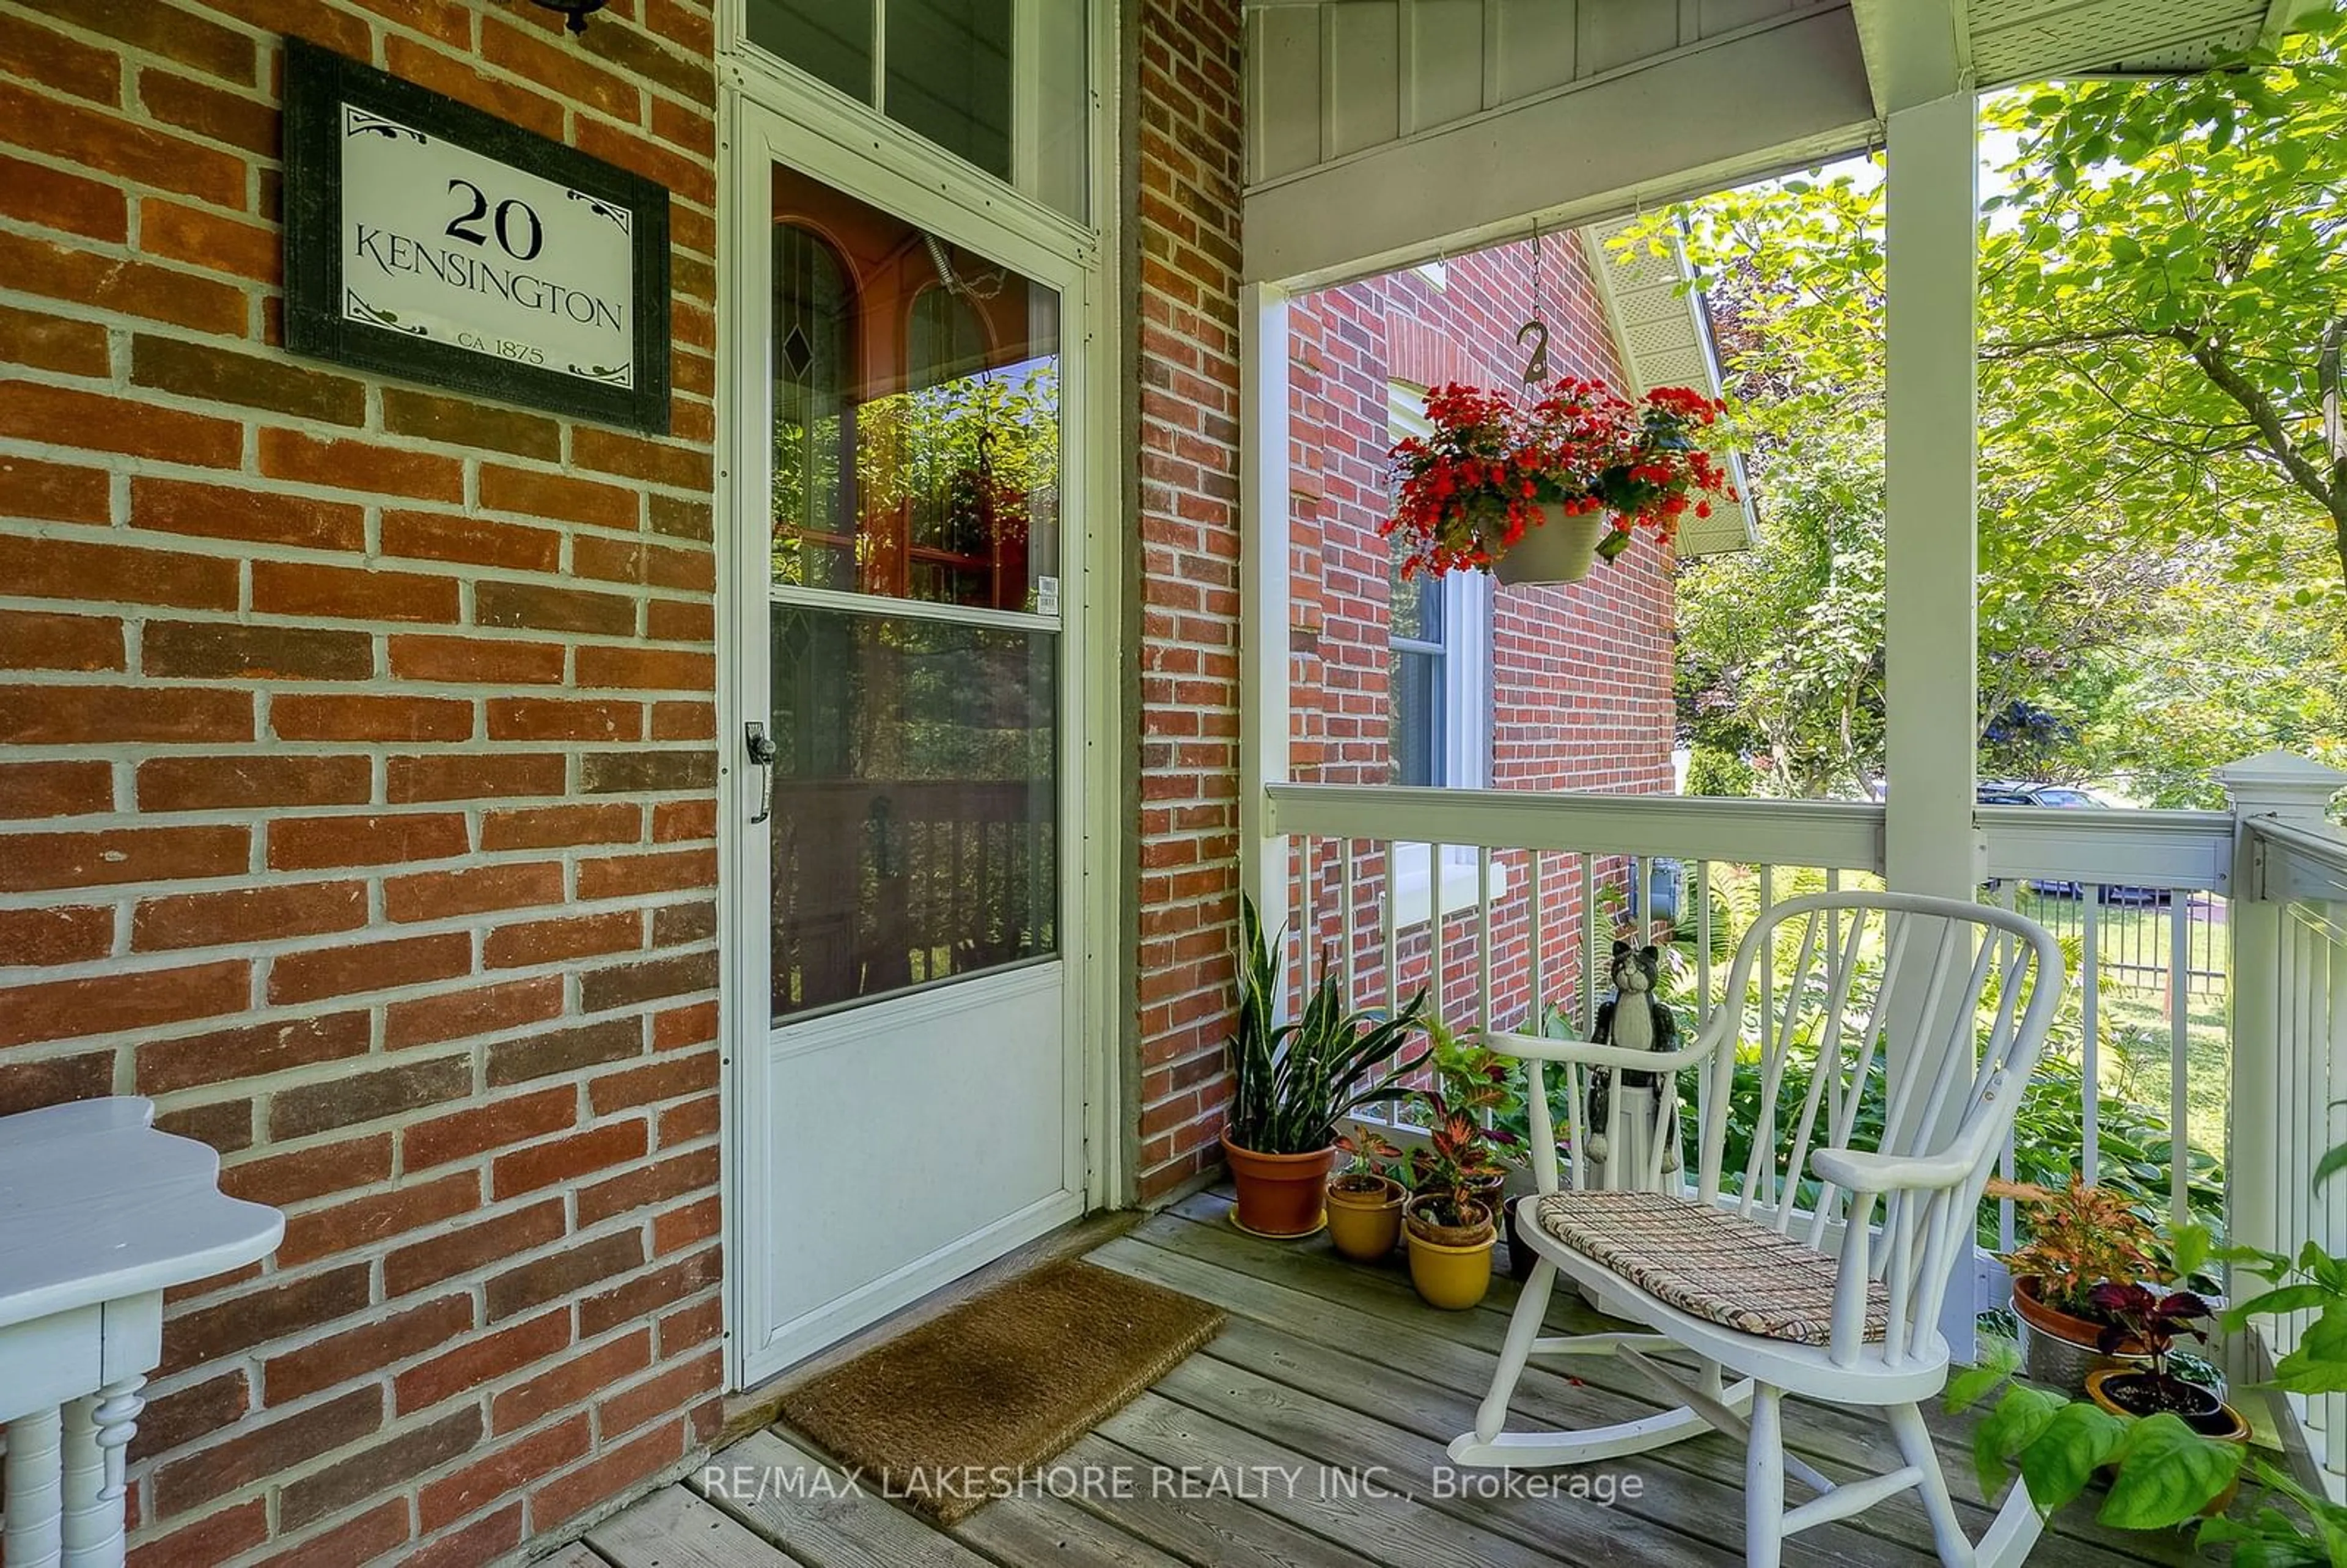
<box><xmin>725</xmin><ymin>113</ymin><xmax>1087</xmax><ymax>1384</ymax></box>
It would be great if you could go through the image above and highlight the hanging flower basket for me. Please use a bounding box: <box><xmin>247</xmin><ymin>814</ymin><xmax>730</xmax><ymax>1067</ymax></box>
<box><xmin>1492</xmin><ymin>504</ymin><xmax>1606</xmax><ymax>585</ymax></box>
<box><xmin>1384</xmin><ymin>380</ymin><xmax>1736</xmax><ymax>585</ymax></box>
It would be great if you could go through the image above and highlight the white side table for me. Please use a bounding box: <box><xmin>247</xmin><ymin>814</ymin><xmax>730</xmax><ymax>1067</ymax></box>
<box><xmin>0</xmin><ymin>1097</ymin><xmax>283</xmax><ymax>1568</ymax></box>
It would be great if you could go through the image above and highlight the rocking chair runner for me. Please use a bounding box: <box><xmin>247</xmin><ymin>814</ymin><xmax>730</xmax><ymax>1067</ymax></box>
<box><xmin>1454</xmin><ymin>891</ymin><xmax>2065</xmax><ymax>1568</ymax></box>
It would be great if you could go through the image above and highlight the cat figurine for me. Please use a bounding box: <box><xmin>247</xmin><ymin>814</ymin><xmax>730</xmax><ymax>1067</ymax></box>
<box><xmin>1583</xmin><ymin>940</ymin><xmax>1684</xmax><ymax>1177</ymax></box>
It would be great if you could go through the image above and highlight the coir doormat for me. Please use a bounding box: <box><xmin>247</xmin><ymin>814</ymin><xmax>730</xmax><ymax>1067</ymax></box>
<box><xmin>777</xmin><ymin>1258</ymin><xmax>1225</xmax><ymax>1523</ymax></box>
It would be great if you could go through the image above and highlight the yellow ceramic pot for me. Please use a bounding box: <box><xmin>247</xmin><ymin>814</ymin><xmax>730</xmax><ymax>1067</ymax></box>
<box><xmin>1324</xmin><ymin>1174</ymin><xmax>1404</xmax><ymax>1261</ymax></box>
<box><xmin>1403</xmin><ymin>1196</ymin><xmax>1495</xmax><ymax>1310</ymax></box>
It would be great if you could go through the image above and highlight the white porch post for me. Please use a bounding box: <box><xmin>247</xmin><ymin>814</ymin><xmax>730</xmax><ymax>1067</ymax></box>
<box><xmin>1881</xmin><ymin>90</ymin><xmax>1981</xmax><ymax>898</ymax></box>
<box><xmin>2216</xmin><ymin>750</ymin><xmax>2347</xmax><ymax>1400</ymax></box>
<box><xmin>1238</xmin><ymin>282</ymin><xmax>1293</xmax><ymax>927</ymax></box>
<box><xmin>1881</xmin><ymin>92</ymin><xmax>1981</xmax><ymax>1361</ymax></box>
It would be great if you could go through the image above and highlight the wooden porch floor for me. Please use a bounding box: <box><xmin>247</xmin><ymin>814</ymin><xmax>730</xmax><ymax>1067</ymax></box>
<box><xmin>583</xmin><ymin>1188</ymin><xmax>2203</xmax><ymax>1568</ymax></box>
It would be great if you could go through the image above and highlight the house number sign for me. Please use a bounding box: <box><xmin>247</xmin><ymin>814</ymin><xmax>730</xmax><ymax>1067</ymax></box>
<box><xmin>282</xmin><ymin>38</ymin><xmax>670</xmax><ymax>432</ymax></box>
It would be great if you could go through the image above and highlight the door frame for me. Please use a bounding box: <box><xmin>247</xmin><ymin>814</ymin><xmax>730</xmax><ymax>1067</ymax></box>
<box><xmin>712</xmin><ymin>15</ymin><xmax>1125</xmax><ymax>1391</ymax></box>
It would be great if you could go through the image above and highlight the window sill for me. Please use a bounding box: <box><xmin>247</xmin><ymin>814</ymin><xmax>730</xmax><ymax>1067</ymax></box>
<box><xmin>1389</xmin><ymin>846</ymin><xmax>1512</xmax><ymax>931</ymax></box>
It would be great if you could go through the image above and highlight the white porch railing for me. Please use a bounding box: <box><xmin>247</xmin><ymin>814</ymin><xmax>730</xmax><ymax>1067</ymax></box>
<box><xmin>2223</xmin><ymin>758</ymin><xmax>2347</xmax><ymax>1489</ymax></box>
<box><xmin>1264</xmin><ymin>757</ymin><xmax>2347</xmax><ymax>1489</ymax></box>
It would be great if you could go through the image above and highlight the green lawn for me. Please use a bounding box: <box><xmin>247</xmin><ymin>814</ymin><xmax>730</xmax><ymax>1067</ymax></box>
<box><xmin>2008</xmin><ymin>890</ymin><xmax>2230</xmax><ymax>1153</ymax></box>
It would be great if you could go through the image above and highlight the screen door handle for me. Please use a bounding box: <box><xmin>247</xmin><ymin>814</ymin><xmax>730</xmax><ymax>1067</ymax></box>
<box><xmin>744</xmin><ymin>722</ymin><xmax>778</xmax><ymax>825</ymax></box>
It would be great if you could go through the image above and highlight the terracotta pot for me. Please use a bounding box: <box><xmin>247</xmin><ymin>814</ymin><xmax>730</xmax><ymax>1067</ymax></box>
<box><xmin>1404</xmin><ymin>1195</ymin><xmax>1496</xmax><ymax>1310</ymax></box>
<box><xmin>1493</xmin><ymin>504</ymin><xmax>1607</xmax><ymax>586</ymax></box>
<box><xmin>2084</xmin><ymin>1369</ymin><xmax>2249</xmax><ymax>1514</ymax></box>
<box><xmin>1222</xmin><ymin>1133</ymin><xmax>1336</xmax><ymax>1237</ymax></box>
<box><xmin>1324</xmin><ymin>1174</ymin><xmax>1404</xmax><ymax>1261</ymax></box>
<box><xmin>2011</xmin><ymin>1275</ymin><xmax>2145</xmax><ymax>1394</ymax></box>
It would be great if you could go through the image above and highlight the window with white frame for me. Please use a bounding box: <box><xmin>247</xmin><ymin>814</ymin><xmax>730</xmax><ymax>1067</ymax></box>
<box><xmin>1386</xmin><ymin>382</ymin><xmax>1490</xmax><ymax>791</ymax></box>
<box><xmin>740</xmin><ymin>0</ymin><xmax>1092</xmax><ymax>222</ymax></box>
<box><xmin>1386</xmin><ymin>382</ymin><xmax>1499</xmax><ymax>924</ymax></box>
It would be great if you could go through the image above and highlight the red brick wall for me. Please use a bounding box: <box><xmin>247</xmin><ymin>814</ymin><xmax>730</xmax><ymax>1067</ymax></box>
<box><xmin>1125</xmin><ymin>131</ymin><xmax>1681</xmax><ymax>1189</ymax></box>
<box><xmin>0</xmin><ymin>2</ymin><xmax>722</xmax><ymax>1562</ymax></box>
<box><xmin>1285</xmin><ymin>238</ymin><xmax>1679</xmax><ymax>1031</ymax></box>
<box><xmin>1129</xmin><ymin>0</ymin><xmax>1244</xmax><ymax>1201</ymax></box>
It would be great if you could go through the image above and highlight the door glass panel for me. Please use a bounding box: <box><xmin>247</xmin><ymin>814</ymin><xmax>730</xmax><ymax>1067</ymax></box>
<box><xmin>767</xmin><ymin>607</ymin><xmax>1058</xmax><ymax>1022</ymax></box>
<box><xmin>770</xmin><ymin>164</ymin><xmax>1060</xmax><ymax>614</ymax></box>
<box><xmin>886</xmin><ymin>0</ymin><xmax>1013</xmax><ymax>181</ymax></box>
<box><xmin>743</xmin><ymin>0</ymin><xmax>872</xmax><ymax>101</ymax></box>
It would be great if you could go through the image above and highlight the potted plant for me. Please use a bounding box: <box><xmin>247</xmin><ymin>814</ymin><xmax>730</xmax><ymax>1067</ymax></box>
<box><xmin>1223</xmin><ymin>895</ymin><xmax>1431</xmax><ymax>1238</ymax></box>
<box><xmin>1403</xmin><ymin>1112</ymin><xmax>1502</xmax><ymax>1311</ymax></box>
<box><xmin>1401</xmin><ymin>1052</ymin><xmax>1508</xmax><ymax>1310</ymax></box>
<box><xmin>2083</xmin><ymin>1283</ymin><xmax>2250</xmax><ymax>1444</ymax></box>
<box><xmin>1954</xmin><ymin>1224</ymin><xmax>2248</xmax><ymax>1536</ymax></box>
<box><xmin>1385</xmin><ymin>379</ymin><xmax>1735</xmax><ymax>585</ymax></box>
<box><xmin>1325</xmin><ymin>1127</ymin><xmax>1406</xmax><ymax>1262</ymax></box>
<box><xmin>1989</xmin><ymin>1174</ymin><xmax>2167</xmax><ymax>1392</ymax></box>
<box><xmin>1414</xmin><ymin>1022</ymin><xmax>1519</xmax><ymax>1228</ymax></box>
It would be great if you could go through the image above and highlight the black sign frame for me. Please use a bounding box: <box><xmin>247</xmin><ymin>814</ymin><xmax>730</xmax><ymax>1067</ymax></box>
<box><xmin>282</xmin><ymin>37</ymin><xmax>671</xmax><ymax>433</ymax></box>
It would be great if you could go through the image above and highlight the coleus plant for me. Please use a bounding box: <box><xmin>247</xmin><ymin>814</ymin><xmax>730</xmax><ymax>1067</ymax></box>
<box><xmin>1989</xmin><ymin>1173</ymin><xmax>2169</xmax><ymax>1320</ymax></box>
<box><xmin>1407</xmin><ymin>1025</ymin><xmax>1519</xmax><ymax>1228</ymax></box>
<box><xmin>1951</xmin><ymin>1226</ymin><xmax>2242</xmax><ymax>1535</ymax></box>
<box><xmin>1384</xmin><ymin>379</ymin><xmax>1736</xmax><ymax>578</ymax></box>
<box><xmin>1333</xmin><ymin>1127</ymin><xmax>1405</xmax><ymax>1192</ymax></box>
<box><xmin>2091</xmin><ymin>1281</ymin><xmax>2214</xmax><ymax>1394</ymax></box>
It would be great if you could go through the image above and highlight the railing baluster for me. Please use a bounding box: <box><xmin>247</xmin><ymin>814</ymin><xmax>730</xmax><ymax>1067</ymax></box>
<box><xmin>1339</xmin><ymin>838</ymin><xmax>1357</xmax><ymax>1009</ymax></box>
<box><xmin>1428</xmin><ymin>838</ymin><xmax>1445</xmax><ymax>1021</ymax></box>
<box><xmin>1580</xmin><ymin>851</ymin><xmax>1598</xmax><ymax>1036</ymax></box>
<box><xmin>2282</xmin><ymin>920</ymin><xmax>2307</xmax><ymax>1387</ymax></box>
<box><xmin>1477</xmin><ymin>845</ymin><xmax>1493</xmax><ymax>1035</ymax></box>
<box><xmin>1528</xmin><ymin>851</ymin><xmax>1545</xmax><ymax>1032</ymax></box>
<box><xmin>2081</xmin><ymin>890</ymin><xmax>2101</xmax><ymax>1185</ymax></box>
<box><xmin>1308</xmin><ymin>835</ymin><xmax>1323</xmax><ymax>1014</ymax></box>
<box><xmin>1694</xmin><ymin>859</ymin><xmax>1714</xmax><ymax>1157</ymax></box>
<box><xmin>2169</xmin><ymin>893</ymin><xmax>2190</xmax><ymax>1229</ymax></box>
<box><xmin>2324</xmin><ymin>917</ymin><xmax>2347</xmax><ymax>1480</ymax></box>
<box><xmin>1383</xmin><ymin>839</ymin><xmax>1399</xmax><ymax>1017</ymax></box>
<box><xmin>1695</xmin><ymin>859</ymin><xmax>1714</xmax><ymax>1027</ymax></box>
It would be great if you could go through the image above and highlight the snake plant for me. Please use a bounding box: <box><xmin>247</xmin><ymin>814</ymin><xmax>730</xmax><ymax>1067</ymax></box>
<box><xmin>1225</xmin><ymin>894</ymin><xmax>1431</xmax><ymax>1155</ymax></box>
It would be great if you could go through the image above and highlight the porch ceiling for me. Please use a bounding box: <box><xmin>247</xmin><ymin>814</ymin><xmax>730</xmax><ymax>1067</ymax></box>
<box><xmin>1244</xmin><ymin>0</ymin><xmax>2323</xmax><ymax>288</ymax></box>
<box><xmin>1851</xmin><ymin>0</ymin><xmax>2321</xmax><ymax>111</ymax></box>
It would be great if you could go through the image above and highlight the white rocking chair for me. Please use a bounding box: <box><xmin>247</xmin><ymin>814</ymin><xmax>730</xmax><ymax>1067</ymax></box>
<box><xmin>1454</xmin><ymin>890</ymin><xmax>2065</xmax><ymax>1568</ymax></box>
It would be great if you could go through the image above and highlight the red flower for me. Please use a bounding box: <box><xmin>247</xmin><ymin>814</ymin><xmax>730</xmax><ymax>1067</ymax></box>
<box><xmin>1384</xmin><ymin>381</ymin><xmax>1733</xmax><ymax>579</ymax></box>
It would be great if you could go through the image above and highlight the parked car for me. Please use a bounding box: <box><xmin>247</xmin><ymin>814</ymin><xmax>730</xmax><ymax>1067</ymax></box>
<box><xmin>1976</xmin><ymin>780</ymin><xmax>2168</xmax><ymax>903</ymax></box>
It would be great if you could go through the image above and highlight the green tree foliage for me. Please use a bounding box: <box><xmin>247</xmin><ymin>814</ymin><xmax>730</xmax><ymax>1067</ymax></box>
<box><xmin>1642</xmin><ymin>9</ymin><xmax>2347</xmax><ymax>797</ymax></box>
<box><xmin>1673</xmin><ymin>438</ymin><xmax>1886</xmax><ymax>799</ymax></box>
<box><xmin>1987</xmin><ymin>20</ymin><xmax>2347</xmax><ymax>587</ymax></box>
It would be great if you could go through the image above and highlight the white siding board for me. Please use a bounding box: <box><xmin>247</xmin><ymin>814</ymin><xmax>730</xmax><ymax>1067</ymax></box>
<box><xmin>1251</xmin><ymin>7</ymin><xmax>1328</xmax><ymax>183</ymax></box>
<box><xmin>1493</xmin><ymin>0</ymin><xmax>1579</xmax><ymax>100</ymax></box>
<box><xmin>1328</xmin><ymin>1</ymin><xmax>1403</xmax><ymax>158</ymax></box>
<box><xmin>1575</xmin><ymin>0</ymin><xmax>1683</xmax><ymax>76</ymax></box>
<box><xmin>1409</xmin><ymin>0</ymin><xmax>1488</xmax><ymax>131</ymax></box>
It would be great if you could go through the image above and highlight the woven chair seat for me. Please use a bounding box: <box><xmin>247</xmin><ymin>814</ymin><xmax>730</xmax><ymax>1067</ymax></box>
<box><xmin>1536</xmin><ymin>1189</ymin><xmax>1888</xmax><ymax>1348</ymax></box>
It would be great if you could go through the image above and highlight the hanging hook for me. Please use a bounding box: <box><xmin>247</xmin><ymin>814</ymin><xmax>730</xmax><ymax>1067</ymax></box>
<box><xmin>1516</xmin><ymin>320</ymin><xmax>1550</xmax><ymax>386</ymax></box>
<box><xmin>1513</xmin><ymin>220</ymin><xmax>1554</xmax><ymax>386</ymax></box>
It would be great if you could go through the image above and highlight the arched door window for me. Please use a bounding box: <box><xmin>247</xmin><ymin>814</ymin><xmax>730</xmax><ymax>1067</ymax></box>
<box><xmin>769</xmin><ymin>224</ymin><xmax>854</xmax><ymax>592</ymax></box>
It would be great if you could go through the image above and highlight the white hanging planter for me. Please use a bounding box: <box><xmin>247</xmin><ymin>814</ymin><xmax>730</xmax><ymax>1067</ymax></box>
<box><xmin>1491</xmin><ymin>504</ymin><xmax>1607</xmax><ymax>586</ymax></box>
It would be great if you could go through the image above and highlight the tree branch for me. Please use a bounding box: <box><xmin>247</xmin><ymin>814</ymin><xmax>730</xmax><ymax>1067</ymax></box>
<box><xmin>2173</xmin><ymin>327</ymin><xmax>2340</xmax><ymax>509</ymax></box>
